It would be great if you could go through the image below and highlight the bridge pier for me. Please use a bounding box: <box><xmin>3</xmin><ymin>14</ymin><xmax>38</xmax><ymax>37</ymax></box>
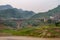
<box><xmin>16</xmin><ymin>20</ymin><xmax>23</xmax><ymax>29</ymax></box>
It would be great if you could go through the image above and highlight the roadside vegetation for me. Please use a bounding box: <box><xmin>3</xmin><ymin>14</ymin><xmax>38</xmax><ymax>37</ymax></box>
<box><xmin>0</xmin><ymin>22</ymin><xmax>60</xmax><ymax>38</ymax></box>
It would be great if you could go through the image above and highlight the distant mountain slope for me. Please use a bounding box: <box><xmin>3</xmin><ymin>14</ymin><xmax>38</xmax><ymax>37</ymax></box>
<box><xmin>47</xmin><ymin>5</ymin><xmax>60</xmax><ymax>16</ymax></box>
<box><xmin>31</xmin><ymin>12</ymin><xmax>49</xmax><ymax>19</ymax></box>
<box><xmin>31</xmin><ymin>5</ymin><xmax>60</xmax><ymax>19</ymax></box>
<box><xmin>0</xmin><ymin>8</ymin><xmax>22</xmax><ymax>18</ymax></box>
<box><xmin>0</xmin><ymin>5</ymin><xmax>35</xmax><ymax>19</ymax></box>
<box><xmin>0</xmin><ymin>5</ymin><xmax>13</xmax><ymax>10</ymax></box>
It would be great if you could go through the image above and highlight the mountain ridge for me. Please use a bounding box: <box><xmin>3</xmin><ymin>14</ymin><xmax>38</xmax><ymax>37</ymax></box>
<box><xmin>31</xmin><ymin>5</ymin><xmax>60</xmax><ymax>20</ymax></box>
<box><xmin>0</xmin><ymin>5</ymin><xmax>35</xmax><ymax>19</ymax></box>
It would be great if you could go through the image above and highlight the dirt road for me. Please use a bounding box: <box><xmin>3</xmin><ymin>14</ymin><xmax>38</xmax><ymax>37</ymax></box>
<box><xmin>0</xmin><ymin>36</ymin><xmax>60</xmax><ymax>40</ymax></box>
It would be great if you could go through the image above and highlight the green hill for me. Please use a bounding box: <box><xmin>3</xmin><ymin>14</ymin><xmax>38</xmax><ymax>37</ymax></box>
<box><xmin>0</xmin><ymin>5</ymin><xmax>35</xmax><ymax>19</ymax></box>
<box><xmin>31</xmin><ymin>5</ymin><xmax>60</xmax><ymax>19</ymax></box>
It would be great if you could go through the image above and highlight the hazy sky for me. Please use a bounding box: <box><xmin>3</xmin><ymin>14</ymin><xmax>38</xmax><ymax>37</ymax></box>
<box><xmin>0</xmin><ymin>0</ymin><xmax>59</xmax><ymax>13</ymax></box>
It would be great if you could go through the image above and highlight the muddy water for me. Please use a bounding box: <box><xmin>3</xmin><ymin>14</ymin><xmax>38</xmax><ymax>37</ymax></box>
<box><xmin>0</xmin><ymin>36</ymin><xmax>60</xmax><ymax>40</ymax></box>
